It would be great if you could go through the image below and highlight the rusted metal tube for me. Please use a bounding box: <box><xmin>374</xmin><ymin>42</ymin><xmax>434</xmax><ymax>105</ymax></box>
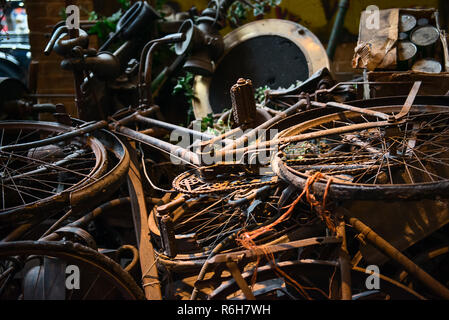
<box><xmin>135</xmin><ymin>114</ymin><xmax>214</xmax><ymax>142</ymax></box>
<box><xmin>41</xmin><ymin>197</ymin><xmax>160</xmax><ymax>242</ymax></box>
<box><xmin>311</xmin><ymin>101</ymin><xmax>390</xmax><ymax>120</ymax></box>
<box><xmin>126</xmin><ymin>148</ymin><xmax>162</xmax><ymax>300</ymax></box>
<box><xmin>336</xmin><ymin>220</ymin><xmax>352</xmax><ymax>300</ymax></box>
<box><xmin>199</xmin><ymin>126</ymin><xmax>240</xmax><ymax>150</ymax></box>
<box><xmin>220</xmin><ymin>119</ymin><xmax>394</xmax><ymax>160</ymax></box>
<box><xmin>112</xmin><ymin>105</ymin><xmax>160</xmax><ymax>126</ymax></box>
<box><xmin>349</xmin><ymin>216</ymin><xmax>449</xmax><ymax>300</ymax></box>
<box><xmin>113</xmin><ymin>125</ymin><xmax>200</xmax><ymax>166</ymax></box>
<box><xmin>138</xmin><ymin>127</ymin><xmax>168</xmax><ymax>137</ymax></box>
<box><xmin>215</xmin><ymin>99</ymin><xmax>307</xmax><ymax>159</ymax></box>
<box><xmin>1</xmin><ymin>223</ymin><xmax>33</xmax><ymax>242</ymax></box>
<box><xmin>117</xmin><ymin>245</ymin><xmax>139</xmax><ymax>273</ymax></box>
<box><xmin>156</xmin><ymin>196</ymin><xmax>186</xmax><ymax>215</ymax></box>
<box><xmin>0</xmin><ymin>121</ymin><xmax>108</xmax><ymax>152</ymax></box>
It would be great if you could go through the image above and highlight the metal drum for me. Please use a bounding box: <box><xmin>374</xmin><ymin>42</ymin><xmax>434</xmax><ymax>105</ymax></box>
<box><xmin>192</xmin><ymin>19</ymin><xmax>330</xmax><ymax>119</ymax></box>
<box><xmin>399</xmin><ymin>14</ymin><xmax>417</xmax><ymax>32</ymax></box>
<box><xmin>397</xmin><ymin>40</ymin><xmax>417</xmax><ymax>70</ymax></box>
<box><xmin>397</xmin><ymin>40</ymin><xmax>417</xmax><ymax>62</ymax></box>
<box><xmin>412</xmin><ymin>58</ymin><xmax>442</xmax><ymax>73</ymax></box>
<box><xmin>410</xmin><ymin>25</ymin><xmax>440</xmax><ymax>47</ymax></box>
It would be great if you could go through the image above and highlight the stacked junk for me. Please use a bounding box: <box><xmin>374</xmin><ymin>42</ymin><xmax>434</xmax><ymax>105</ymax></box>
<box><xmin>1</xmin><ymin>1</ymin><xmax>449</xmax><ymax>300</ymax></box>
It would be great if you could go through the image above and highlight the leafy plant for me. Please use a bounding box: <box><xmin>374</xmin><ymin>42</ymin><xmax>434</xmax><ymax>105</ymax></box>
<box><xmin>173</xmin><ymin>72</ymin><xmax>195</xmax><ymax>125</ymax></box>
<box><xmin>253</xmin><ymin>0</ymin><xmax>282</xmax><ymax>16</ymax></box>
<box><xmin>255</xmin><ymin>85</ymin><xmax>269</xmax><ymax>104</ymax></box>
<box><xmin>59</xmin><ymin>8</ymin><xmax>67</xmax><ymax>20</ymax></box>
<box><xmin>173</xmin><ymin>72</ymin><xmax>194</xmax><ymax>101</ymax></box>
<box><xmin>88</xmin><ymin>0</ymin><xmax>131</xmax><ymax>40</ymax></box>
<box><xmin>201</xmin><ymin>114</ymin><xmax>214</xmax><ymax>132</ymax></box>
<box><xmin>155</xmin><ymin>0</ymin><xmax>167</xmax><ymax>12</ymax></box>
<box><xmin>227</xmin><ymin>2</ymin><xmax>247</xmax><ymax>26</ymax></box>
<box><xmin>228</xmin><ymin>0</ymin><xmax>282</xmax><ymax>26</ymax></box>
<box><xmin>117</xmin><ymin>0</ymin><xmax>131</xmax><ymax>9</ymax></box>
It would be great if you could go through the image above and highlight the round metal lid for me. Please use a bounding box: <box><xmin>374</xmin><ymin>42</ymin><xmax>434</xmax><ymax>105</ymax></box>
<box><xmin>411</xmin><ymin>25</ymin><xmax>440</xmax><ymax>46</ymax></box>
<box><xmin>412</xmin><ymin>58</ymin><xmax>442</xmax><ymax>73</ymax></box>
<box><xmin>192</xmin><ymin>19</ymin><xmax>330</xmax><ymax>119</ymax></box>
<box><xmin>399</xmin><ymin>14</ymin><xmax>417</xmax><ymax>32</ymax></box>
<box><xmin>397</xmin><ymin>41</ymin><xmax>417</xmax><ymax>61</ymax></box>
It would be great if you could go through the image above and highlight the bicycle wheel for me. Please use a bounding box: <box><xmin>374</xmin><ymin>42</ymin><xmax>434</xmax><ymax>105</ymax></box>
<box><xmin>149</xmin><ymin>186</ymin><xmax>284</xmax><ymax>260</ymax></box>
<box><xmin>149</xmin><ymin>184</ymin><xmax>325</xmax><ymax>280</ymax></box>
<box><xmin>0</xmin><ymin>121</ymin><xmax>109</xmax><ymax>225</ymax></box>
<box><xmin>273</xmin><ymin>104</ymin><xmax>449</xmax><ymax>200</ymax></box>
<box><xmin>0</xmin><ymin>241</ymin><xmax>144</xmax><ymax>300</ymax></box>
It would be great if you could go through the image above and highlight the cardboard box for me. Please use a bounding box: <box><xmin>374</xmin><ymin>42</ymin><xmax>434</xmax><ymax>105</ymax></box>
<box><xmin>353</xmin><ymin>8</ymin><xmax>449</xmax><ymax>97</ymax></box>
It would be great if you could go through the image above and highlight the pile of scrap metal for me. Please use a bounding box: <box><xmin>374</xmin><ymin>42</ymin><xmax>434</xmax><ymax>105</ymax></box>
<box><xmin>1</xmin><ymin>1</ymin><xmax>449</xmax><ymax>300</ymax></box>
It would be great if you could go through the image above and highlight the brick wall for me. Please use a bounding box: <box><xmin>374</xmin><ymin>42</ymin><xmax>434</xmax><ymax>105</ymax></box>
<box><xmin>332</xmin><ymin>42</ymin><xmax>363</xmax><ymax>82</ymax></box>
<box><xmin>25</xmin><ymin>0</ymin><xmax>361</xmax><ymax>117</ymax></box>
<box><xmin>25</xmin><ymin>0</ymin><xmax>94</xmax><ymax>117</ymax></box>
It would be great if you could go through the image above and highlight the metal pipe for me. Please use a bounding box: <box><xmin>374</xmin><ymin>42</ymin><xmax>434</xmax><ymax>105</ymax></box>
<box><xmin>219</xmin><ymin>119</ymin><xmax>393</xmax><ymax>160</ymax></box>
<box><xmin>336</xmin><ymin>219</ymin><xmax>352</xmax><ymax>300</ymax></box>
<box><xmin>349</xmin><ymin>216</ymin><xmax>449</xmax><ymax>300</ymax></box>
<box><xmin>311</xmin><ymin>101</ymin><xmax>390</xmax><ymax>120</ymax></box>
<box><xmin>40</xmin><ymin>197</ymin><xmax>160</xmax><ymax>242</ymax></box>
<box><xmin>326</xmin><ymin>0</ymin><xmax>350</xmax><ymax>60</ymax></box>
<box><xmin>113</xmin><ymin>125</ymin><xmax>200</xmax><ymax>166</ymax></box>
<box><xmin>139</xmin><ymin>33</ymin><xmax>185</xmax><ymax>106</ymax></box>
<box><xmin>215</xmin><ymin>99</ymin><xmax>307</xmax><ymax>160</ymax></box>
<box><xmin>135</xmin><ymin>114</ymin><xmax>215</xmax><ymax>142</ymax></box>
<box><xmin>126</xmin><ymin>150</ymin><xmax>162</xmax><ymax>300</ymax></box>
<box><xmin>0</xmin><ymin>121</ymin><xmax>108</xmax><ymax>152</ymax></box>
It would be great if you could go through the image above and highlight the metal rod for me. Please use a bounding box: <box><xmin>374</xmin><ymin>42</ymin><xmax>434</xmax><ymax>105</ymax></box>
<box><xmin>215</xmin><ymin>99</ymin><xmax>307</xmax><ymax>159</ymax></box>
<box><xmin>113</xmin><ymin>125</ymin><xmax>200</xmax><ymax>166</ymax></box>
<box><xmin>220</xmin><ymin>120</ymin><xmax>394</xmax><ymax>160</ymax></box>
<box><xmin>126</xmin><ymin>145</ymin><xmax>162</xmax><ymax>300</ymax></box>
<box><xmin>314</xmin><ymin>101</ymin><xmax>391</xmax><ymax>121</ymax></box>
<box><xmin>349</xmin><ymin>216</ymin><xmax>449</xmax><ymax>300</ymax></box>
<box><xmin>337</xmin><ymin>219</ymin><xmax>352</xmax><ymax>300</ymax></box>
<box><xmin>135</xmin><ymin>114</ymin><xmax>215</xmax><ymax>142</ymax></box>
<box><xmin>326</xmin><ymin>0</ymin><xmax>350</xmax><ymax>60</ymax></box>
<box><xmin>0</xmin><ymin>121</ymin><xmax>108</xmax><ymax>152</ymax></box>
<box><xmin>226</xmin><ymin>259</ymin><xmax>256</xmax><ymax>300</ymax></box>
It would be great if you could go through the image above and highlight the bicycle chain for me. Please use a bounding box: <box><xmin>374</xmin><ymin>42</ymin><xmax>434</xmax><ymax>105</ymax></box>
<box><xmin>284</xmin><ymin>154</ymin><xmax>372</xmax><ymax>164</ymax></box>
<box><xmin>172</xmin><ymin>170</ymin><xmax>278</xmax><ymax>195</ymax></box>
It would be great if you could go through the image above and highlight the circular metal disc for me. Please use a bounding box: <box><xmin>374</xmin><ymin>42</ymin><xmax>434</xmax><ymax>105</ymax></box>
<box><xmin>411</xmin><ymin>58</ymin><xmax>442</xmax><ymax>73</ymax></box>
<box><xmin>397</xmin><ymin>41</ymin><xmax>417</xmax><ymax>61</ymax></box>
<box><xmin>399</xmin><ymin>14</ymin><xmax>417</xmax><ymax>32</ymax></box>
<box><xmin>411</xmin><ymin>25</ymin><xmax>440</xmax><ymax>47</ymax></box>
<box><xmin>192</xmin><ymin>19</ymin><xmax>330</xmax><ymax>119</ymax></box>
